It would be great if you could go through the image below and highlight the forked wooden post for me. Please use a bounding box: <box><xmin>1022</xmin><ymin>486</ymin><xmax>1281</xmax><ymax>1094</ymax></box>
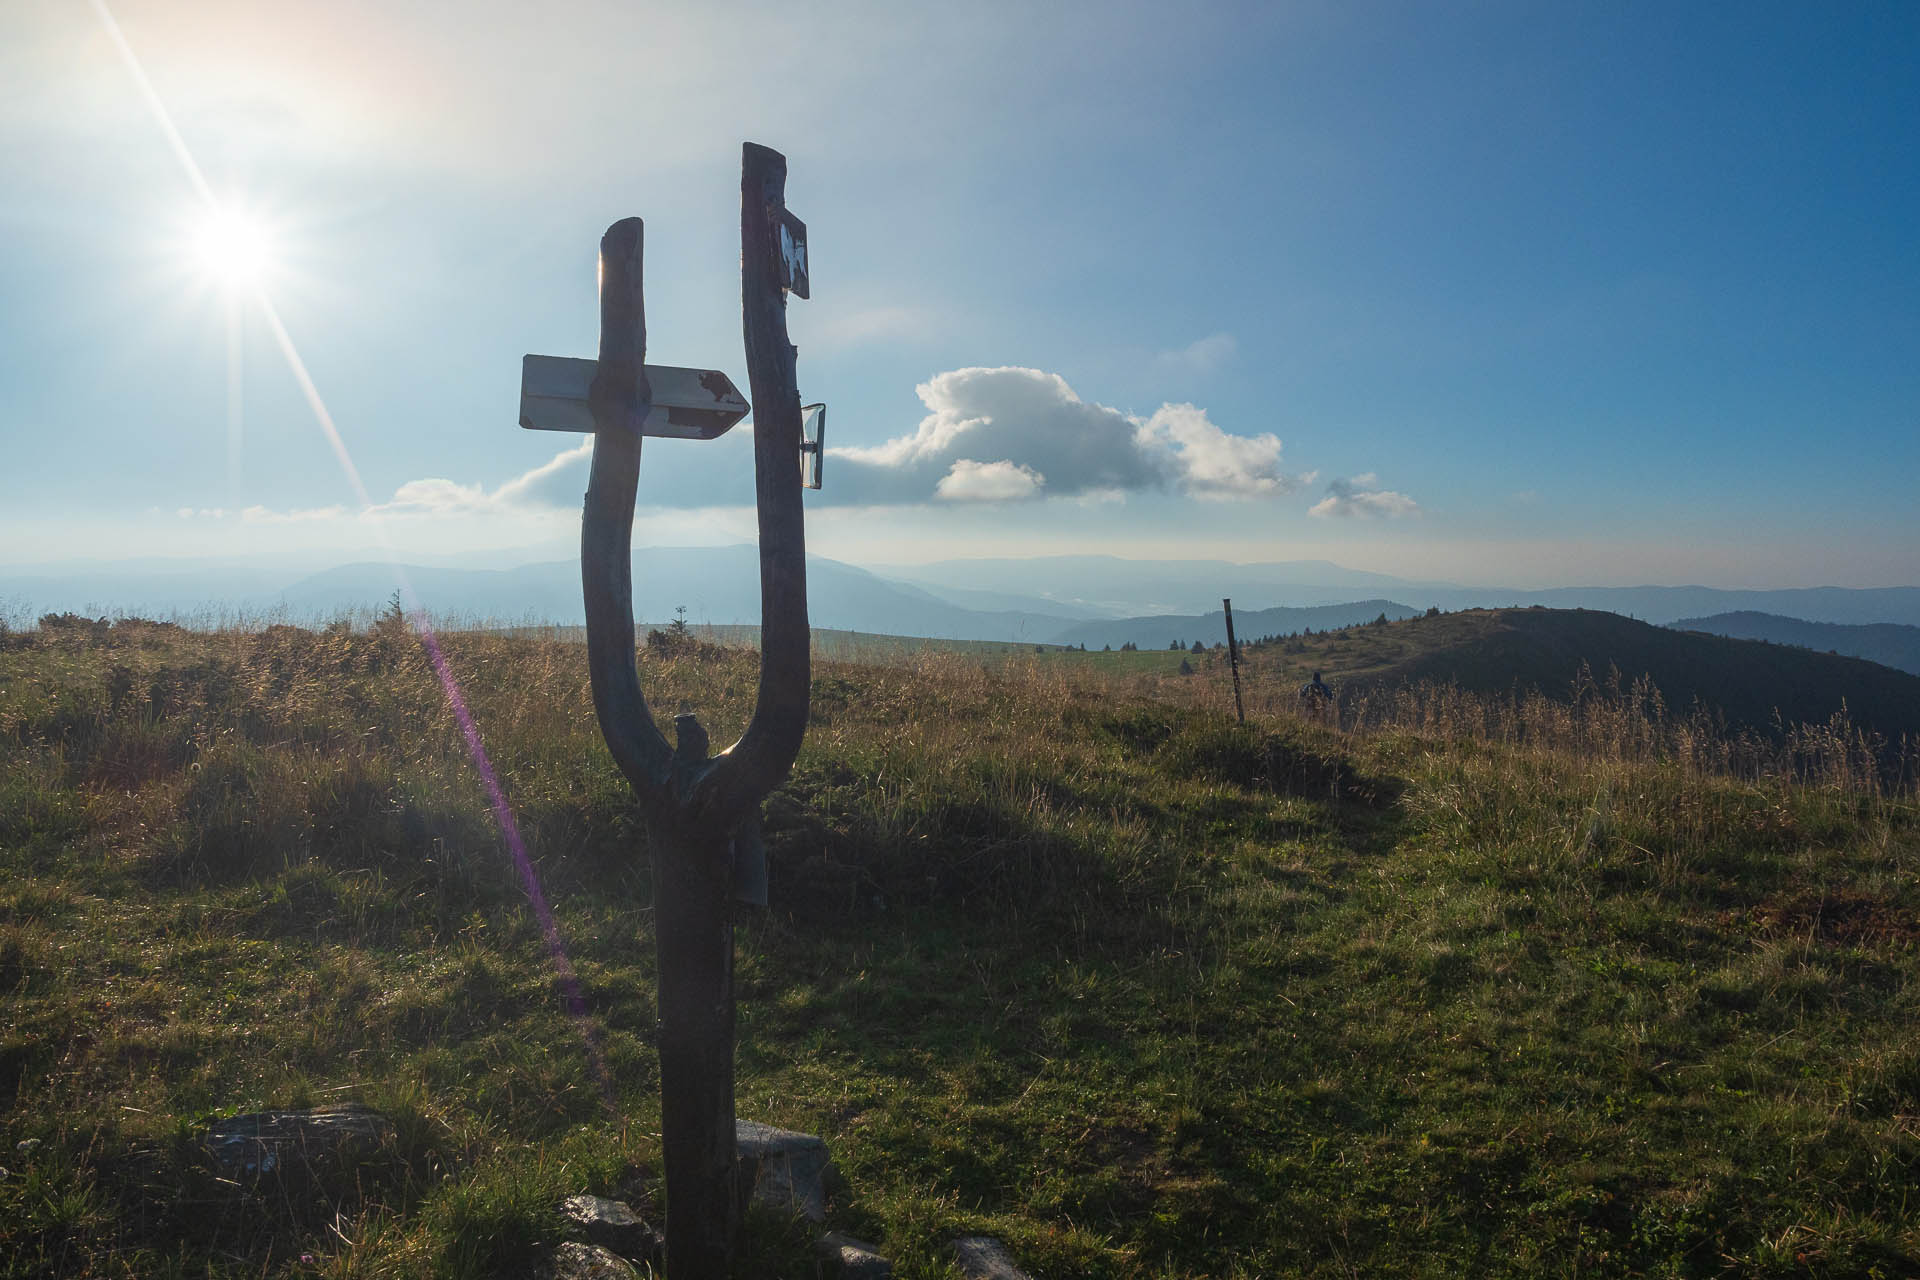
<box><xmin>573</xmin><ymin>141</ymin><xmax>812</xmax><ymax>1280</ymax></box>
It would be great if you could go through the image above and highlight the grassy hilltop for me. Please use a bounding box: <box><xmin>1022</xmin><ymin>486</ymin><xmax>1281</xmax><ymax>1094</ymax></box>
<box><xmin>2</xmin><ymin>613</ymin><xmax>1919</xmax><ymax>1277</ymax></box>
<box><xmin>1190</xmin><ymin>607</ymin><xmax>1920</xmax><ymax>754</ymax></box>
<box><xmin>674</xmin><ymin>607</ymin><xmax>1920</xmax><ymax>752</ymax></box>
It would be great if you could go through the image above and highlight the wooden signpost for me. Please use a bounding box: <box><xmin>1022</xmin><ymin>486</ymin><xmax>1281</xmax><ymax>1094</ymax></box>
<box><xmin>519</xmin><ymin>356</ymin><xmax>748</xmax><ymax>439</ymax></box>
<box><xmin>518</xmin><ymin>142</ymin><xmax>814</xmax><ymax>1280</ymax></box>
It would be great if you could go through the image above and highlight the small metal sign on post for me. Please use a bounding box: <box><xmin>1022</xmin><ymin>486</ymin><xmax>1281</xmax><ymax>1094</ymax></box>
<box><xmin>799</xmin><ymin>402</ymin><xmax>826</xmax><ymax>490</ymax></box>
<box><xmin>515</xmin><ymin>142</ymin><xmax>815</xmax><ymax>1280</ymax></box>
<box><xmin>775</xmin><ymin>208</ymin><xmax>809</xmax><ymax>299</ymax></box>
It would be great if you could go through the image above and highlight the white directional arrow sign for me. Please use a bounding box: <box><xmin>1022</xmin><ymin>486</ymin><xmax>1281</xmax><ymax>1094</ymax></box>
<box><xmin>518</xmin><ymin>355</ymin><xmax>750</xmax><ymax>440</ymax></box>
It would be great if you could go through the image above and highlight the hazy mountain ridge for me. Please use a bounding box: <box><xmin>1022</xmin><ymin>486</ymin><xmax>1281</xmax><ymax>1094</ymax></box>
<box><xmin>1</xmin><ymin>549</ymin><xmax>1078</xmax><ymax>641</ymax></box>
<box><xmin>868</xmin><ymin>577</ymin><xmax>1118</xmax><ymax>620</ymax></box>
<box><xmin>1473</xmin><ymin>585</ymin><xmax>1920</xmax><ymax>629</ymax></box>
<box><xmin>273</xmin><ymin>551</ymin><xmax>1082</xmax><ymax>643</ymax></box>
<box><xmin>1669</xmin><ymin>611</ymin><xmax>1920</xmax><ymax>677</ymax></box>
<box><xmin>7</xmin><ymin>551</ymin><xmax>1920</xmax><ymax>640</ymax></box>
<box><xmin>881</xmin><ymin>557</ymin><xmax>1920</xmax><ymax>627</ymax></box>
<box><xmin>871</xmin><ymin>555</ymin><xmax>1459</xmax><ymax>616</ymax></box>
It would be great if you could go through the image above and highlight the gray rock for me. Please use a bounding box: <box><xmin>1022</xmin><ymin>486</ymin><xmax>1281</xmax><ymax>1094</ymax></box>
<box><xmin>735</xmin><ymin>1119</ymin><xmax>831</xmax><ymax>1222</ymax></box>
<box><xmin>815</xmin><ymin>1230</ymin><xmax>893</xmax><ymax>1278</ymax></box>
<box><xmin>560</xmin><ymin>1194</ymin><xmax>662</xmax><ymax>1263</ymax></box>
<box><xmin>202</xmin><ymin>1103</ymin><xmax>394</xmax><ymax>1181</ymax></box>
<box><xmin>550</xmin><ymin>1241</ymin><xmax>642</xmax><ymax>1279</ymax></box>
<box><xmin>953</xmin><ymin>1236</ymin><xmax>1034</xmax><ymax>1280</ymax></box>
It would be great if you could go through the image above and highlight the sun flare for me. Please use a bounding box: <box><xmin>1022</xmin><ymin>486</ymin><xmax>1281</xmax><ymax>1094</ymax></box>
<box><xmin>192</xmin><ymin>204</ymin><xmax>273</xmax><ymax>289</ymax></box>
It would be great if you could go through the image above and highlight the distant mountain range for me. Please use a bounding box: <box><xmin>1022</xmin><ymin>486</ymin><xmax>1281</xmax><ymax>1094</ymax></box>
<box><xmin>1</xmin><ymin>550</ymin><xmax>1076</xmax><ymax>643</ymax></box>
<box><xmin>871</xmin><ymin>555</ymin><xmax>1442</xmax><ymax>617</ymax></box>
<box><xmin>880</xmin><ymin>555</ymin><xmax>1920</xmax><ymax>628</ymax></box>
<box><xmin>11</xmin><ymin>551</ymin><xmax>1920</xmax><ymax>746</ymax></box>
<box><xmin>5</xmin><ymin>549</ymin><xmax>1919</xmax><ymax>642</ymax></box>
<box><xmin>1441</xmin><ymin>585</ymin><xmax>1920</xmax><ymax>629</ymax></box>
<box><xmin>1670</xmin><ymin>612</ymin><xmax>1920</xmax><ymax>677</ymax></box>
<box><xmin>273</xmin><ymin>550</ymin><xmax>1081</xmax><ymax>643</ymax></box>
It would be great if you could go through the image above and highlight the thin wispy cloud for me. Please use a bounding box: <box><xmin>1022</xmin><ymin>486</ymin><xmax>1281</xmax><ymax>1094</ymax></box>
<box><xmin>1155</xmin><ymin>332</ymin><xmax>1237</xmax><ymax>374</ymax></box>
<box><xmin>174</xmin><ymin>505</ymin><xmax>347</xmax><ymax>522</ymax></box>
<box><xmin>805</xmin><ymin>303</ymin><xmax>942</xmax><ymax>353</ymax></box>
<box><xmin>231</xmin><ymin>366</ymin><xmax>1359</xmax><ymax>523</ymax></box>
<box><xmin>241</xmin><ymin>504</ymin><xmax>348</xmax><ymax>523</ymax></box>
<box><xmin>373</xmin><ymin>439</ymin><xmax>593</xmax><ymax>517</ymax></box>
<box><xmin>209</xmin><ymin>446</ymin><xmax>596</xmax><ymax>529</ymax></box>
<box><xmin>1310</xmin><ymin>473</ymin><xmax>1419</xmax><ymax>519</ymax></box>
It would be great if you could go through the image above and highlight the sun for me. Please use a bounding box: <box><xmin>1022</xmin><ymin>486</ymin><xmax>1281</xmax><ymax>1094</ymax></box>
<box><xmin>192</xmin><ymin>203</ymin><xmax>274</xmax><ymax>290</ymax></box>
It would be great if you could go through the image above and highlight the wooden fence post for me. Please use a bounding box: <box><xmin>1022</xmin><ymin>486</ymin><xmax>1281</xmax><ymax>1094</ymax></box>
<box><xmin>1224</xmin><ymin>597</ymin><xmax>1245</xmax><ymax>724</ymax></box>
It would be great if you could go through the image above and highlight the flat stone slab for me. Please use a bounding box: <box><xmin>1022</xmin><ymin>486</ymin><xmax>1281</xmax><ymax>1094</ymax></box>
<box><xmin>202</xmin><ymin>1103</ymin><xmax>394</xmax><ymax>1181</ymax></box>
<box><xmin>954</xmin><ymin>1236</ymin><xmax>1034</xmax><ymax>1280</ymax></box>
<box><xmin>560</xmin><ymin>1194</ymin><xmax>662</xmax><ymax>1263</ymax></box>
<box><xmin>550</xmin><ymin>1241</ymin><xmax>641</xmax><ymax>1279</ymax></box>
<box><xmin>736</xmin><ymin>1119</ymin><xmax>830</xmax><ymax>1222</ymax></box>
<box><xmin>816</xmin><ymin>1230</ymin><xmax>893</xmax><ymax>1278</ymax></box>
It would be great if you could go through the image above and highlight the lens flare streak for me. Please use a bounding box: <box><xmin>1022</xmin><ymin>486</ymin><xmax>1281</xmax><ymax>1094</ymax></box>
<box><xmin>88</xmin><ymin>0</ymin><xmax>214</xmax><ymax>207</ymax></box>
<box><xmin>92</xmin><ymin>0</ymin><xmax>613</xmax><ymax>1108</ymax></box>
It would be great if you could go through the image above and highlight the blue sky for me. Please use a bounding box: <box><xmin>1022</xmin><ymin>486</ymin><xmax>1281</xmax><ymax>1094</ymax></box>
<box><xmin>3</xmin><ymin>0</ymin><xmax>1916</xmax><ymax>587</ymax></box>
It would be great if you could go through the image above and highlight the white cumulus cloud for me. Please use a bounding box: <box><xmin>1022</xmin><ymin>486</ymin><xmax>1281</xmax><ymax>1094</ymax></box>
<box><xmin>1136</xmin><ymin>403</ymin><xmax>1304</xmax><ymax>501</ymax></box>
<box><xmin>831</xmin><ymin>366</ymin><xmax>1305</xmax><ymax>505</ymax></box>
<box><xmin>332</xmin><ymin>365</ymin><xmax>1320</xmax><ymax>519</ymax></box>
<box><xmin>1310</xmin><ymin>473</ymin><xmax>1420</xmax><ymax>519</ymax></box>
<box><xmin>935</xmin><ymin>458</ymin><xmax>1046</xmax><ymax>502</ymax></box>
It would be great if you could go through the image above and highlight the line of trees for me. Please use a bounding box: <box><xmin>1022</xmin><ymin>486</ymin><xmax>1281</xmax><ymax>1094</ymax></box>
<box><xmin>1100</xmin><ymin>604</ymin><xmax>1452</xmax><ymax>656</ymax></box>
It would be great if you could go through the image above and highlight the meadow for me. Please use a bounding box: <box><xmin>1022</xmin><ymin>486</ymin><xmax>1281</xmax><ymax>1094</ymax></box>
<box><xmin>2</xmin><ymin>611</ymin><xmax>1917</xmax><ymax>1277</ymax></box>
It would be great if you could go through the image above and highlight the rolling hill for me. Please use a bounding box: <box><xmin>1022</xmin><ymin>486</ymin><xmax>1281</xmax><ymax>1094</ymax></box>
<box><xmin>1299</xmin><ymin>607</ymin><xmax>1920</xmax><ymax>743</ymax></box>
<box><xmin>1670</xmin><ymin>611</ymin><xmax>1920</xmax><ymax>677</ymax></box>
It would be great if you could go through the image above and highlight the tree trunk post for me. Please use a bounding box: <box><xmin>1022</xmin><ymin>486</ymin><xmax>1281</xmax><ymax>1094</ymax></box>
<box><xmin>571</xmin><ymin>146</ymin><xmax>814</xmax><ymax>1278</ymax></box>
<box><xmin>650</xmin><ymin>813</ymin><xmax>738</xmax><ymax>1279</ymax></box>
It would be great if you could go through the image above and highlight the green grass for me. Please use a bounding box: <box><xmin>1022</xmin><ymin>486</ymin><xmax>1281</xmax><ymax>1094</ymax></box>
<box><xmin>2</xmin><ymin>616</ymin><xmax>1918</xmax><ymax>1276</ymax></box>
<box><xmin>538</xmin><ymin>620</ymin><xmax>1193</xmax><ymax>672</ymax></box>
